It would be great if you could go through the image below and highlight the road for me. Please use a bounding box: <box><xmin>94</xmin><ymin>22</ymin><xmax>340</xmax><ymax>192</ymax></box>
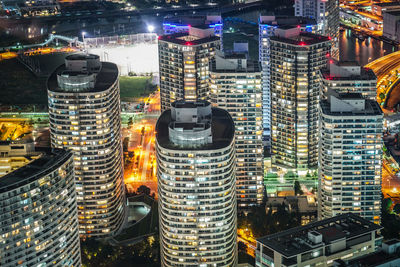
<box><xmin>382</xmin><ymin>159</ymin><xmax>400</xmax><ymax>201</ymax></box>
<box><xmin>365</xmin><ymin>51</ymin><xmax>400</xmax><ymax>111</ymax></box>
<box><xmin>123</xmin><ymin>91</ymin><xmax>160</xmax><ymax>197</ymax></box>
<box><xmin>238</xmin><ymin>236</ymin><xmax>256</xmax><ymax>257</ymax></box>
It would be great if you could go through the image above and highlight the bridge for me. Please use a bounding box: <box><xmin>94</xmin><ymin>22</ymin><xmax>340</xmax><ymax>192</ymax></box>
<box><xmin>365</xmin><ymin>51</ymin><xmax>400</xmax><ymax>111</ymax></box>
<box><xmin>1</xmin><ymin>34</ymin><xmax>82</xmax><ymax>51</ymax></box>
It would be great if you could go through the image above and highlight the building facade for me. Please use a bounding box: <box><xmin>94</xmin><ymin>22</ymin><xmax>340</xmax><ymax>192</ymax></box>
<box><xmin>255</xmin><ymin>213</ymin><xmax>382</xmax><ymax>267</ymax></box>
<box><xmin>319</xmin><ymin>91</ymin><xmax>383</xmax><ymax>224</ymax></box>
<box><xmin>294</xmin><ymin>0</ymin><xmax>339</xmax><ymax>58</ymax></box>
<box><xmin>156</xmin><ymin>101</ymin><xmax>237</xmax><ymax>266</ymax></box>
<box><xmin>163</xmin><ymin>14</ymin><xmax>223</xmax><ymax>37</ymax></box>
<box><xmin>209</xmin><ymin>51</ymin><xmax>263</xmax><ymax>207</ymax></box>
<box><xmin>47</xmin><ymin>54</ymin><xmax>126</xmax><ymax>237</ymax></box>
<box><xmin>259</xmin><ymin>15</ymin><xmax>318</xmax><ymax>145</ymax></box>
<box><xmin>383</xmin><ymin>10</ymin><xmax>400</xmax><ymax>42</ymax></box>
<box><xmin>0</xmin><ymin>144</ymin><xmax>81</xmax><ymax>267</ymax></box>
<box><xmin>320</xmin><ymin>60</ymin><xmax>377</xmax><ymax>100</ymax></box>
<box><xmin>158</xmin><ymin>26</ymin><xmax>220</xmax><ymax>111</ymax></box>
<box><xmin>269</xmin><ymin>28</ymin><xmax>330</xmax><ymax>174</ymax></box>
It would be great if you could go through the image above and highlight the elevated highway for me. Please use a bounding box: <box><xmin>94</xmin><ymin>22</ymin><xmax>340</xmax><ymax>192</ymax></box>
<box><xmin>365</xmin><ymin>51</ymin><xmax>400</xmax><ymax>111</ymax></box>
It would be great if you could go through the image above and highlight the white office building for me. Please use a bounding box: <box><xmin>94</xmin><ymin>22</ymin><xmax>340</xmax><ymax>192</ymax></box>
<box><xmin>47</xmin><ymin>54</ymin><xmax>126</xmax><ymax>237</ymax></box>
<box><xmin>156</xmin><ymin>101</ymin><xmax>237</xmax><ymax>266</ymax></box>
<box><xmin>319</xmin><ymin>90</ymin><xmax>383</xmax><ymax>224</ymax></box>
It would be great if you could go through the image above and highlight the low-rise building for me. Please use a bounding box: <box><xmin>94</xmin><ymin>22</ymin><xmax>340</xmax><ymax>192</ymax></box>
<box><xmin>383</xmin><ymin>10</ymin><xmax>400</xmax><ymax>41</ymax></box>
<box><xmin>0</xmin><ymin>142</ymin><xmax>81</xmax><ymax>266</ymax></box>
<box><xmin>372</xmin><ymin>2</ymin><xmax>400</xmax><ymax>17</ymax></box>
<box><xmin>334</xmin><ymin>239</ymin><xmax>400</xmax><ymax>267</ymax></box>
<box><xmin>255</xmin><ymin>213</ymin><xmax>382</xmax><ymax>267</ymax></box>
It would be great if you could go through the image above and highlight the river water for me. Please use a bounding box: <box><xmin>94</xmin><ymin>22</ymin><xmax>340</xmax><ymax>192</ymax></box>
<box><xmin>233</xmin><ymin>9</ymin><xmax>398</xmax><ymax>66</ymax></box>
<box><xmin>339</xmin><ymin>28</ymin><xmax>398</xmax><ymax>66</ymax></box>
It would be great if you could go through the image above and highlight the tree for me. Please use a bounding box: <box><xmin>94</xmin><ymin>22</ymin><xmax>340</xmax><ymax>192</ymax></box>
<box><xmin>294</xmin><ymin>181</ymin><xmax>303</xmax><ymax>196</ymax></box>
<box><xmin>238</xmin><ymin>241</ymin><xmax>247</xmax><ymax>252</ymax></box>
<box><xmin>383</xmin><ymin>198</ymin><xmax>393</xmax><ymax>214</ymax></box>
<box><xmin>394</xmin><ymin>203</ymin><xmax>400</xmax><ymax>214</ymax></box>
<box><xmin>137</xmin><ymin>185</ymin><xmax>151</xmax><ymax>196</ymax></box>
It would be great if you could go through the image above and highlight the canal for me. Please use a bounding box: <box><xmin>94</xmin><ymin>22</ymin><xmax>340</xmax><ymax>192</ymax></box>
<box><xmin>339</xmin><ymin>28</ymin><xmax>398</xmax><ymax>66</ymax></box>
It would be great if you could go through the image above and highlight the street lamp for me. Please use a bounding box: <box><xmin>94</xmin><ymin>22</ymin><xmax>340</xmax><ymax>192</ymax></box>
<box><xmin>147</xmin><ymin>25</ymin><xmax>155</xmax><ymax>33</ymax></box>
<box><xmin>81</xmin><ymin>31</ymin><xmax>86</xmax><ymax>52</ymax></box>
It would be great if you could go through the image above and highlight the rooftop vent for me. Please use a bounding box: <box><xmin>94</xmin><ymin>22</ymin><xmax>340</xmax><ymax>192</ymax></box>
<box><xmin>308</xmin><ymin>231</ymin><xmax>322</xmax><ymax>244</ymax></box>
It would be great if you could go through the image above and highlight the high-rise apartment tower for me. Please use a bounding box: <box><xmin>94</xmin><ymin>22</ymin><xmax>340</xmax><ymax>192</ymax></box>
<box><xmin>48</xmin><ymin>54</ymin><xmax>126</xmax><ymax>237</ymax></box>
<box><xmin>0</xmin><ymin>142</ymin><xmax>81</xmax><ymax>266</ymax></box>
<box><xmin>158</xmin><ymin>26</ymin><xmax>220</xmax><ymax>111</ymax></box>
<box><xmin>259</xmin><ymin>16</ymin><xmax>318</xmax><ymax>144</ymax></box>
<box><xmin>156</xmin><ymin>101</ymin><xmax>237</xmax><ymax>266</ymax></box>
<box><xmin>210</xmin><ymin>50</ymin><xmax>263</xmax><ymax>207</ymax></box>
<box><xmin>294</xmin><ymin>0</ymin><xmax>339</xmax><ymax>58</ymax></box>
<box><xmin>270</xmin><ymin>28</ymin><xmax>330</xmax><ymax>174</ymax></box>
<box><xmin>319</xmin><ymin>90</ymin><xmax>383</xmax><ymax>224</ymax></box>
<box><xmin>320</xmin><ymin>60</ymin><xmax>377</xmax><ymax>100</ymax></box>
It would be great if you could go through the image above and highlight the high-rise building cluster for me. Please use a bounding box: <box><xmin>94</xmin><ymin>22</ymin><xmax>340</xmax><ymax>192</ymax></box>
<box><xmin>155</xmin><ymin>1</ymin><xmax>385</xmax><ymax>263</ymax></box>
<box><xmin>2</xmin><ymin>0</ymin><xmax>388</xmax><ymax>264</ymax></box>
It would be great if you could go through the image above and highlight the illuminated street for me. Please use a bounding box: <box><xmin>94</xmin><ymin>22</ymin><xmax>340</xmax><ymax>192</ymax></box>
<box><xmin>238</xmin><ymin>228</ymin><xmax>256</xmax><ymax>257</ymax></box>
<box><xmin>0</xmin><ymin>118</ymin><xmax>32</xmax><ymax>140</ymax></box>
<box><xmin>123</xmin><ymin>91</ymin><xmax>160</xmax><ymax>196</ymax></box>
<box><xmin>365</xmin><ymin>51</ymin><xmax>400</xmax><ymax>111</ymax></box>
<box><xmin>340</xmin><ymin>2</ymin><xmax>383</xmax><ymax>37</ymax></box>
<box><xmin>383</xmin><ymin>134</ymin><xmax>400</xmax><ymax>202</ymax></box>
<box><xmin>382</xmin><ymin>159</ymin><xmax>400</xmax><ymax>199</ymax></box>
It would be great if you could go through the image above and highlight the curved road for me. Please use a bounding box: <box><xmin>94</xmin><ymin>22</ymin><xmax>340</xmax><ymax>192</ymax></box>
<box><xmin>365</xmin><ymin>51</ymin><xmax>400</xmax><ymax>110</ymax></box>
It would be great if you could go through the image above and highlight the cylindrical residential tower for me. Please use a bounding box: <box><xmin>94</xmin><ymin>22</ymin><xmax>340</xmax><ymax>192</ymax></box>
<box><xmin>156</xmin><ymin>101</ymin><xmax>237</xmax><ymax>266</ymax></box>
<box><xmin>47</xmin><ymin>54</ymin><xmax>125</xmax><ymax>237</ymax></box>
<box><xmin>0</xmin><ymin>143</ymin><xmax>81</xmax><ymax>266</ymax></box>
